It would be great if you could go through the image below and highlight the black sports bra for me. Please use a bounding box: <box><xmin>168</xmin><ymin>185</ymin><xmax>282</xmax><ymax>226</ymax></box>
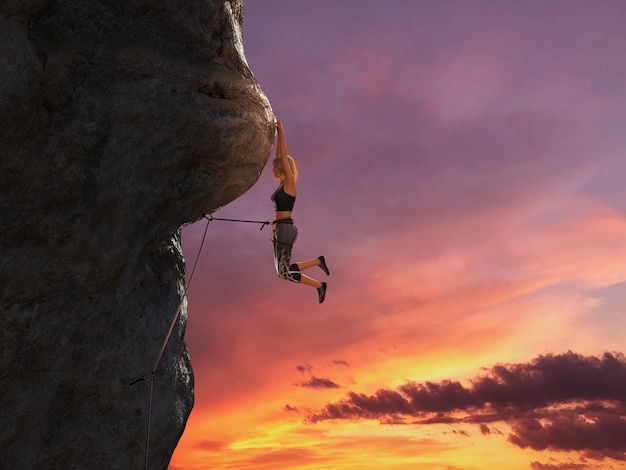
<box><xmin>271</xmin><ymin>185</ymin><xmax>296</xmax><ymax>211</ymax></box>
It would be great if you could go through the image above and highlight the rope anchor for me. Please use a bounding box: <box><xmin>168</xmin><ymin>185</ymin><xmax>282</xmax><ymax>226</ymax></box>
<box><xmin>129</xmin><ymin>371</ymin><xmax>154</xmax><ymax>387</ymax></box>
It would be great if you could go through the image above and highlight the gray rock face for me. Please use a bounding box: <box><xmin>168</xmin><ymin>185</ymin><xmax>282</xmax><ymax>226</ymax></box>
<box><xmin>0</xmin><ymin>1</ymin><xmax>274</xmax><ymax>468</ymax></box>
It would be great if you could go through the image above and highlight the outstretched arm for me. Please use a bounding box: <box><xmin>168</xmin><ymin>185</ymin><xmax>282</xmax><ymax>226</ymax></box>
<box><xmin>276</xmin><ymin>119</ymin><xmax>289</xmax><ymax>158</ymax></box>
<box><xmin>276</xmin><ymin>119</ymin><xmax>297</xmax><ymax>192</ymax></box>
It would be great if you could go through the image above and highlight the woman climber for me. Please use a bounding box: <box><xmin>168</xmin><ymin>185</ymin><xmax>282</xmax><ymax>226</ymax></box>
<box><xmin>271</xmin><ymin>119</ymin><xmax>329</xmax><ymax>303</ymax></box>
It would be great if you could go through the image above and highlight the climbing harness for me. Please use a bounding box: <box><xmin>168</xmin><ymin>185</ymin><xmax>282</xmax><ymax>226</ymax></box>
<box><xmin>130</xmin><ymin>212</ymin><xmax>270</xmax><ymax>470</ymax></box>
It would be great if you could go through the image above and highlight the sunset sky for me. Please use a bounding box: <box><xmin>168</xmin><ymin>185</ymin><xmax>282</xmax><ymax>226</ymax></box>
<box><xmin>170</xmin><ymin>1</ymin><xmax>626</xmax><ymax>469</ymax></box>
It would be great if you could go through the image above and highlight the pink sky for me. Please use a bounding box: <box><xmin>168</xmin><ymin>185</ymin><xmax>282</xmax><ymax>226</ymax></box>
<box><xmin>170</xmin><ymin>2</ymin><xmax>626</xmax><ymax>469</ymax></box>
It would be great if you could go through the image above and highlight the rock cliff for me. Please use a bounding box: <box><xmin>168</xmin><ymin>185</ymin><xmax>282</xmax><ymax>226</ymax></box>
<box><xmin>0</xmin><ymin>1</ymin><xmax>274</xmax><ymax>468</ymax></box>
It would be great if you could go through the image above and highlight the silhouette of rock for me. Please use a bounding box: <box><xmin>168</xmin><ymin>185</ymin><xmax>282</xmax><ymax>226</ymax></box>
<box><xmin>0</xmin><ymin>1</ymin><xmax>273</xmax><ymax>468</ymax></box>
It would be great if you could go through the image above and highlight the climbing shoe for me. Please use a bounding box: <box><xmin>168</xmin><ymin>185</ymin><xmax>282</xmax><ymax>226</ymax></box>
<box><xmin>317</xmin><ymin>282</ymin><xmax>327</xmax><ymax>304</ymax></box>
<box><xmin>318</xmin><ymin>256</ymin><xmax>330</xmax><ymax>275</ymax></box>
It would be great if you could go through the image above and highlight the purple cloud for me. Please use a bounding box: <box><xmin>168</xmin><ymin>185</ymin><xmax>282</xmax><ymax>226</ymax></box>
<box><xmin>510</xmin><ymin>412</ymin><xmax>626</xmax><ymax>459</ymax></box>
<box><xmin>296</xmin><ymin>363</ymin><xmax>313</xmax><ymax>374</ymax></box>
<box><xmin>299</xmin><ymin>376</ymin><xmax>340</xmax><ymax>389</ymax></box>
<box><xmin>307</xmin><ymin>352</ymin><xmax>626</xmax><ymax>460</ymax></box>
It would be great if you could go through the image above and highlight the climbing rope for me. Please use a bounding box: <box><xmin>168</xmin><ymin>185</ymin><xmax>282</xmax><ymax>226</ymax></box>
<box><xmin>130</xmin><ymin>212</ymin><xmax>270</xmax><ymax>470</ymax></box>
<box><xmin>204</xmin><ymin>212</ymin><xmax>272</xmax><ymax>230</ymax></box>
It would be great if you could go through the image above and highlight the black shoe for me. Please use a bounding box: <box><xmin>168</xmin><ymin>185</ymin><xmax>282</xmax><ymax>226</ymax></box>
<box><xmin>317</xmin><ymin>282</ymin><xmax>327</xmax><ymax>304</ymax></box>
<box><xmin>318</xmin><ymin>256</ymin><xmax>330</xmax><ymax>275</ymax></box>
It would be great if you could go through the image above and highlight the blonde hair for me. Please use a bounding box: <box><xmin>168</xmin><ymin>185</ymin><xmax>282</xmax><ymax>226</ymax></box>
<box><xmin>272</xmin><ymin>155</ymin><xmax>298</xmax><ymax>182</ymax></box>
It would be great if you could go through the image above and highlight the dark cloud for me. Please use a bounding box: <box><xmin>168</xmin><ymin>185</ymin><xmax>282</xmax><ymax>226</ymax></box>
<box><xmin>299</xmin><ymin>376</ymin><xmax>340</xmax><ymax>389</ymax></box>
<box><xmin>510</xmin><ymin>412</ymin><xmax>626</xmax><ymax>458</ymax></box>
<box><xmin>307</xmin><ymin>352</ymin><xmax>626</xmax><ymax>461</ymax></box>
<box><xmin>332</xmin><ymin>359</ymin><xmax>350</xmax><ymax>367</ymax></box>
<box><xmin>296</xmin><ymin>363</ymin><xmax>313</xmax><ymax>374</ymax></box>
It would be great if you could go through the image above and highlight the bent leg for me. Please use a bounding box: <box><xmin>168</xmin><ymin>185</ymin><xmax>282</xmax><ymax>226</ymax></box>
<box><xmin>299</xmin><ymin>274</ymin><xmax>322</xmax><ymax>288</ymax></box>
<box><xmin>274</xmin><ymin>243</ymin><xmax>300</xmax><ymax>283</ymax></box>
<box><xmin>295</xmin><ymin>256</ymin><xmax>329</xmax><ymax>275</ymax></box>
<box><xmin>287</xmin><ymin>263</ymin><xmax>302</xmax><ymax>282</ymax></box>
<box><xmin>295</xmin><ymin>258</ymin><xmax>319</xmax><ymax>270</ymax></box>
<box><xmin>273</xmin><ymin>222</ymin><xmax>327</xmax><ymax>301</ymax></box>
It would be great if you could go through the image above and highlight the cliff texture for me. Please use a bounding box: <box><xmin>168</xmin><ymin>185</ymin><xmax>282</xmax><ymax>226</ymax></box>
<box><xmin>0</xmin><ymin>0</ymin><xmax>274</xmax><ymax>468</ymax></box>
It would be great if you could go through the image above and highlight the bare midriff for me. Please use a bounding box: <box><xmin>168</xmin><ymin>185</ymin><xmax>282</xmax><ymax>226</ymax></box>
<box><xmin>274</xmin><ymin>210</ymin><xmax>293</xmax><ymax>220</ymax></box>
